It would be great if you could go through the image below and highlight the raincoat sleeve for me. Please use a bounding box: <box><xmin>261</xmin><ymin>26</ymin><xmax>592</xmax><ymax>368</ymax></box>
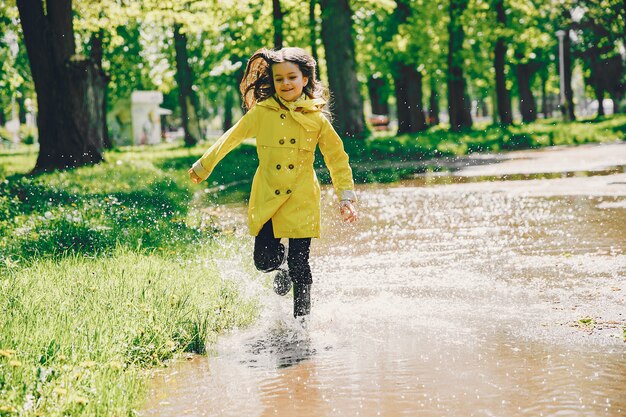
<box><xmin>318</xmin><ymin>115</ymin><xmax>357</xmax><ymax>202</ymax></box>
<box><xmin>191</xmin><ymin>108</ymin><xmax>258</xmax><ymax>181</ymax></box>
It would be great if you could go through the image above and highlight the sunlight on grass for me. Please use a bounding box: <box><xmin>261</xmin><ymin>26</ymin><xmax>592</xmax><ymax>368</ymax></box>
<box><xmin>0</xmin><ymin>246</ymin><xmax>258</xmax><ymax>415</ymax></box>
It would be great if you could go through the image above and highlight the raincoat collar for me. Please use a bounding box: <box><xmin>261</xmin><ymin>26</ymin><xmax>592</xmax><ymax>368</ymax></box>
<box><xmin>258</xmin><ymin>95</ymin><xmax>326</xmax><ymax>130</ymax></box>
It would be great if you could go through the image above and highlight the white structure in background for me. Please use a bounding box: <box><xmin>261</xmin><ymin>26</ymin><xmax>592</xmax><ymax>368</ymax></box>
<box><xmin>5</xmin><ymin>96</ymin><xmax>20</xmax><ymax>144</ymax></box>
<box><xmin>130</xmin><ymin>91</ymin><xmax>172</xmax><ymax>145</ymax></box>
<box><xmin>5</xmin><ymin>118</ymin><xmax>20</xmax><ymax>144</ymax></box>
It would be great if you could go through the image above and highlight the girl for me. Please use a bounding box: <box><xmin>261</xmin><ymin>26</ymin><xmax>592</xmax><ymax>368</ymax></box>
<box><xmin>189</xmin><ymin>47</ymin><xmax>357</xmax><ymax>319</ymax></box>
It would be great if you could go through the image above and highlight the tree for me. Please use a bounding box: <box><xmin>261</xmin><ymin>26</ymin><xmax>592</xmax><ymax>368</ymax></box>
<box><xmin>508</xmin><ymin>0</ymin><xmax>559</xmax><ymax>122</ymax></box>
<box><xmin>351</xmin><ymin>0</ymin><xmax>395</xmax><ymax>127</ymax></box>
<box><xmin>174</xmin><ymin>24</ymin><xmax>200</xmax><ymax>146</ymax></box>
<box><xmin>309</xmin><ymin>0</ymin><xmax>321</xmax><ymax>80</ymax></box>
<box><xmin>447</xmin><ymin>0</ymin><xmax>472</xmax><ymax>131</ymax></box>
<box><xmin>391</xmin><ymin>0</ymin><xmax>427</xmax><ymax>134</ymax></box>
<box><xmin>319</xmin><ymin>0</ymin><xmax>366</xmax><ymax>138</ymax></box>
<box><xmin>575</xmin><ymin>0</ymin><xmax>625</xmax><ymax>115</ymax></box>
<box><xmin>560</xmin><ymin>27</ymin><xmax>576</xmax><ymax>121</ymax></box>
<box><xmin>89</xmin><ymin>29</ymin><xmax>111</xmax><ymax>148</ymax></box>
<box><xmin>428</xmin><ymin>76</ymin><xmax>440</xmax><ymax>125</ymax></box>
<box><xmin>493</xmin><ymin>0</ymin><xmax>512</xmax><ymax>125</ymax></box>
<box><xmin>273</xmin><ymin>0</ymin><xmax>284</xmax><ymax>49</ymax></box>
<box><xmin>368</xmin><ymin>75</ymin><xmax>390</xmax><ymax>116</ymax></box>
<box><xmin>516</xmin><ymin>56</ymin><xmax>539</xmax><ymax>122</ymax></box>
<box><xmin>421</xmin><ymin>0</ymin><xmax>448</xmax><ymax>126</ymax></box>
<box><xmin>16</xmin><ymin>0</ymin><xmax>106</xmax><ymax>171</ymax></box>
<box><xmin>0</xmin><ymin>8</ymin><xmax>34</xmax><ymax>128</ymax></box>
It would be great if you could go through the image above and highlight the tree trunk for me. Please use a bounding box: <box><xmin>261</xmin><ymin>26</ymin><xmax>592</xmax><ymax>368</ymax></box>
<box><xmin>562</xmin><ymin>30</ymin><xmax>576</xmax><ymax>121</ymax></box>
<box><xmin>590</xmin><ymin>54</ymin><xmax>605</xmax><ymax>117</ymax></box>
<box><xmin>604</xmin><ymin>55</ymin><xmax>624</xmax><ymax>114</ymax></box>
<box><xmin>310</xmin><ymin>0</ymin><xmax>322</xmax><ymax>81</ymax></box>
<box><xmin>516</xmin><ymin>62</ymin><xmax>537</xmax><ymax>123</ymax></box>
<box><xmin>428</xmin><ymin>76</ymin><xmax>440</xmax><ymax>125</ymax></box>
<box><xmin>390</xmin><ymin>0</ymin><xmax>428</xmax><ymax>133</ymax></box>
<box><xmin>367</xmin><ymin>76</ymin><xmax>389</xmax><ymax>115</ymax></box>
<box><xmin>447</xmin><ymin>0</ymin><xmax>472</xmax><ymax>132</ymax></box>
<box><xmin>17</xmin><ymin>0</ymin><xmax>106</xmax><ymax>172</ymax></box>
<box><xmin>539</xmin><ymin>70</ymin><xmax>549</xmax><ymax>118</ymax></box>
<box><xmin>594</xmin><ymin>86</ymin><xmax>605</xmax><ymax>116</ymax></box>
<box><xmin>273</xmin><ymin>0</ymin><xmax>284</xmax><ymax>50</ymax></box>
<box><xmin>16</xmin><ymin>94</ymin><xmax>27</xmax><ymax>124</ymax></box>
<box><xmin>319</xmin><ymin>0</ymin><xmax>365</xmax><ymax>138</ymax></box>
<box><xmin>479</xmin><ymin>98</ymin><xmax>489</xmax><ymax>117</ymax></box>
<box><xmin>90</xmin><ymin>30</ymin><xmax>112</xmax><ymax>149</ymax></box>
<box><xmin>174</xmin><ymin>24</ymin><xmax>200</xmax><ymax>146</ymax></box>
<box><xmin>493</xmin><ymin>0</ymin><xmax>512</xmax><ymax>125</ymax></box>
<box><xmin>395</xmin><ymin>63</ymin><xmax>427</xmax><ymax>134</ymax></box>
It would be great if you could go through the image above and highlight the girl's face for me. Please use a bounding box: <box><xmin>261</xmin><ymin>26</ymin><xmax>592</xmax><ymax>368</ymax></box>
<box><xmin>272</xmin><ymin>62</ymin><xmax>308</xmax><ymax>102</ymax></box>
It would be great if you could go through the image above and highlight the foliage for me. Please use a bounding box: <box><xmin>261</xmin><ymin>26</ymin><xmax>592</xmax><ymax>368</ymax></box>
<box><xmin>1</xmin><ymin>0</ymin><xmax>624</xmax><ymax>148</ymax></box>
<box><xmin>0</xmin><ymin>5</ymin><xmax>34</xmax><ymax>123</ymax></box>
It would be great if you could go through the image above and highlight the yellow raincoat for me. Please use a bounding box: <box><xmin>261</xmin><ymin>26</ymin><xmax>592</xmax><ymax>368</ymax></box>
<box><xmin>191</xmin><ymin>95</ymin><xmax>356</xmax><ymax>238</ymax></box>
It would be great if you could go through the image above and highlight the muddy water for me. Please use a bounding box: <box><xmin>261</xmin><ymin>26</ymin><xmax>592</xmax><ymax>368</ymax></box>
<box><xmin>143</xmin><ymin>162</ymin><xmax>626</xmax><ymax>416</ymax></box>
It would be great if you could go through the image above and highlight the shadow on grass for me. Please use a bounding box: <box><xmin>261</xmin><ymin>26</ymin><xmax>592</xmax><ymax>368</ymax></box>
<box><xmin>0</xmin><ymin>173</ymin><xmax>208</xmax><ymax>261</ymax></box>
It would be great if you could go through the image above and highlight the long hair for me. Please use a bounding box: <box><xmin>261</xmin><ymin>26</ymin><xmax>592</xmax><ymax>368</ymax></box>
<box><xmin>239</xmin><ymin>47</ymin><xmax>328</xmax><ymax>111</ymax></box>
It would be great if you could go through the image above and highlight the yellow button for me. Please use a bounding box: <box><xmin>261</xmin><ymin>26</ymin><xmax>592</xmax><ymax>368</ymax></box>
<box><xmin>276</xmin><ymin>164</ymin><xmax>281</xmax><ymax>170</ymax></box>
<box><xmin>290</xmin><ymin>138</ymin><xmax>296</xmax><ymax>144</ymax></box>
<box><xmin>275</xmin><ymin>190</ymin><xmax>280</xmax><ymax>195</ymax></box>
<box><xmin>280</xmin><ymin>114</ymin><xmax>286</xmax><ymax>119</ymax></box>
<box><xmin>279</xmin><ymin>139</ymin><xmax>285</xmax><ymax>145</ymax></box>
<box><xmin>288</xmin><ymin>164</ymin><xmax>294</xmax><ymax>169</ymax></box>
<box><xmin>286</xmin><ymin>189</ymin><xmax>292</xmax><ymax>194</ymax></box>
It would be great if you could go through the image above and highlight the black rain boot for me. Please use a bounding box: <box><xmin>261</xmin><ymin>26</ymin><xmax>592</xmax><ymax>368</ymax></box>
<box><xmin>293</xmin><ymin>283</ymin><xmax>311</xmax><ymax>318</ymax></box>
<box><xmin>273</xmin><ymin>268</ymin><xmax>292</xmax><ymax>296</ymax></box>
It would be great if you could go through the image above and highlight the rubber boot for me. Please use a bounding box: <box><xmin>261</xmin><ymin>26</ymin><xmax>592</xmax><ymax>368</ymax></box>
<box><xmin>273</xmin><ymin>268</ymin><xmax>291</xmax><ymax>296</ymax></box>
<box><xmin>293</xmin><ymin>283</ymin><xmax>311</xmax><ymax>317</ymax></box>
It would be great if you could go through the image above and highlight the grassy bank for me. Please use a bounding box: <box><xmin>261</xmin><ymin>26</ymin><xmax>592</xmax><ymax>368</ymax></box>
<box><xmin>0</xmin><ymin>147</ymin><xmax>258</xmax><ymax>416</ymax></box>
<box><xmin>0</xmin><ymin>249</ymin><xmax>256</xmax><ymax>415</ymax></box>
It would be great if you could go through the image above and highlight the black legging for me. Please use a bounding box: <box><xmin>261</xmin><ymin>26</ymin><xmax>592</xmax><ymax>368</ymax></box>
<box><xmin>253</xmin><ymin>220</ymin><xmax>312</xmax><ymax>284</ymax></box>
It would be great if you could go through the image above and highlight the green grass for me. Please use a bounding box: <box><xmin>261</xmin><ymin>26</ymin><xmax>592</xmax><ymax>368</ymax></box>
<box><xmin>0</xmin><ymin>247</ymin><xmax>257</xmax><ymax>416</ymax></box>
<box><xmin>0</xmin><ymin>145</ymin><xmax>260</xmax><ymax>416</ymax></box>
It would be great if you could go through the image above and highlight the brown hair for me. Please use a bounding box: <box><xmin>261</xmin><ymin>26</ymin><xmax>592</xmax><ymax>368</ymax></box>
<box><xmin>239</xmin><ymin>47</ymin><xmax>328</xmax><ymax>110</ymax></box>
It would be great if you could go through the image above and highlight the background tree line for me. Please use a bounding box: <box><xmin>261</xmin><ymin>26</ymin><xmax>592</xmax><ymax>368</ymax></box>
<box><xmin>0</xmin><ymin>0</ymin><xmax>624</xmax><ymax>171</ymax></box>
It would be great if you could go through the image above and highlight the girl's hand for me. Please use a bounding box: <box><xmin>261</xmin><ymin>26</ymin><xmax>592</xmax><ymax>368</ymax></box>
<box><xmin>340</xmin><ymin>200</ymin><xmax>358</xmax><ymax>223</ymax></box>
<box><xmin>188</xmin><ymin>168</ymin><xmax>203</xmax><ymax>184</ymax></box>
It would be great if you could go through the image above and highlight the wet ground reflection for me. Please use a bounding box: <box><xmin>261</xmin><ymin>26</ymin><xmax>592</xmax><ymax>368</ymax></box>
<box><xmin>143</xmin><ymin>147</ymin><xmax>625</xmax><ymax>417</ymax></box>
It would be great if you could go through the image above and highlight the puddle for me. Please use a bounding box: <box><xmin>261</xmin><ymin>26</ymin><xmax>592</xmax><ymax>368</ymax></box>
<box><xmin>142</xmin><ymin>169</ymin><xmax>626</xmax><ymax>417</ymax></box>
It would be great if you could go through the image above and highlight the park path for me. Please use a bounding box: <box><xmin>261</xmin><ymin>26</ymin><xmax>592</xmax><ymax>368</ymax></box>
<box><xmin>143</xmin><ymin>142</ymin><xmax>626</xmax><ymax>417</ymax></box>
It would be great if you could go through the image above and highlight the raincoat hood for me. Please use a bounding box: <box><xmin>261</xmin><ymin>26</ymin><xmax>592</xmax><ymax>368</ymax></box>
<box><xmin>257</xmin><ymin>95</ymin><xmax>326</xmax><ymax>131</ymax></box>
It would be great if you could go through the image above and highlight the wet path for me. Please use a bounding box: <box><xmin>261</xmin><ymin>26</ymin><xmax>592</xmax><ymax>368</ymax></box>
<box><xmin>143</xmin><ymin>144</ymin><xmax>626</xmax><ymax>416</ymax></box>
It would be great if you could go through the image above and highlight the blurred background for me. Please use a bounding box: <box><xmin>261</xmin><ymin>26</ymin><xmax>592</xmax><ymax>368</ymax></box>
<box><xmin>0</xmin><ymin>0</ymin><xmax>623</xmax><ymax>171</ymax></box>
